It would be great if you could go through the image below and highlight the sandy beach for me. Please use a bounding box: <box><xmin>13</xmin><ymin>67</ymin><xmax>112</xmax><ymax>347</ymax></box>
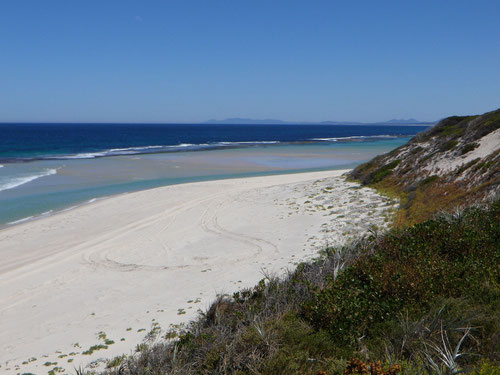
<box><xmin>0</xmin><ymin>170</ymin><xmax>396</xmax><ymax>374</ymax></box>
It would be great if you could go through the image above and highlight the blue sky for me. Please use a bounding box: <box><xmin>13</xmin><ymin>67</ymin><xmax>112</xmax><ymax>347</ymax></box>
<box><xmin>1</xmin><ymin>1</ymin><xmax>499</xmax><ymax>123</ymax></box>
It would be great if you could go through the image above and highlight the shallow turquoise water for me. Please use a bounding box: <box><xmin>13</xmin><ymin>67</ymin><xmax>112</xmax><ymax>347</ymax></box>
<box><xmin>0</xmin><ymin>139</ymin><xmax>408</xmax><ymax>226</ymax></box>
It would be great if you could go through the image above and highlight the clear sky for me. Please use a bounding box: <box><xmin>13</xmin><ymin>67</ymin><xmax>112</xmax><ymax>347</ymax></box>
<box><xmin>1</xmin><ymin>0</ymin><xmax>499</xmax><ymax>123</ymax></box>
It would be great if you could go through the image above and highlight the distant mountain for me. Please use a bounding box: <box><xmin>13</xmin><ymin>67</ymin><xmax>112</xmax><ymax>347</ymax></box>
<box><xmin>204</xmin><ymin>118</ymin><xmax>433</xmax><ymax>125</ymax></box>
<box><xmin>381</xmin><ymin>118</ymin><xmax>421</xmax><ymax>124</ymax></box>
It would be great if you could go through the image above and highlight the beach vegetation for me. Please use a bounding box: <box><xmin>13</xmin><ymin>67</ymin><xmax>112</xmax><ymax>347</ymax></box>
<box><xmin>460</xmin><ymin>142</ymin><xmax>479</xmax><ymax>155</ymax></box>
<box><xmin>48</xmin><ymin>367</ymin><xmax>64</xmax><ymax>374</ymax></box>
<box><xmin>470</xmin><ymin>361</ymin><xmax>500</xmax><ymax>375</ymax></box>
<box><xmin>106</xmin><ymin>355</ymin><xmax>125</xmax><ymax>369</ymax></box>
<box><xmin>456</xmin><ymin>158</ymin><xmax>480</xmax><ymax>175</ymax></box>
<box><xmin>349</xmin><ymin>109</ymin><xmax>499</xmax><ymax>226</ymax></box>
<box><xmin>367</xmin><ymin>159</ymin><xmax>401</xmax><ymax>184</ymax></box>
<box><xmin>91</xmin><ymin>200</ymin><xmax>499</xmax><ymax>375</ymax></box>
<box><xmin>440</xmin><ymin>139</ymin><xmax>458</xmax><ymax>152</ymax></box>
<box><xmin>82</xmin><ymin>344</ymin><xmax>108</xmax><ymax>355</ymax></box>
<box><xmin>420</xmin><ymin>175</ymin><xmax>440</xmax><ymax>186</ymax></box>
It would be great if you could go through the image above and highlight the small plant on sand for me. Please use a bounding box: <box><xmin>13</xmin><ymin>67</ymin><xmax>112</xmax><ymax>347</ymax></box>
<box><xmin>106</xmin><ymin>355</ymin><xmax>126</xmax><ymax>369</ymax></box>
<box><xmin>48</xmin><ymin>367</ymin><xmax>64</xmax><ymax>375</ymax></box>
<box><xmin>82</xmin><ymin>344</ymin><xmax>108</xmax><ymax>355</ymax></box>
<box><xmin>135</xmin><ymin>343</ymin><xmax>148</xmax><ymax>352</ymax></box>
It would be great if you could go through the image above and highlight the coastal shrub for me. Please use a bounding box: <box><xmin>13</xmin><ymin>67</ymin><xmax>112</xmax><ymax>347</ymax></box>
<box><xmin>410</xmin><ymin>146</ymin><xmax>424</xmax><ymax>154</ymax></box>
<box><xmin>431</xmin><ymin>116</ymin><xmax>468</xmax><ymax>138</ymax></box>
<box><xmin>461</xmin><ymin>142</ymin><xmax>479</xmax><ymax>155</ymax></box>
<box><xmin>470</xmin><ymin>360</ymin><xmax>500</xmax><ymax>375</ymax></box>
<box><xmin>478</xmin><ymin>110</ymin><xmax>500</xmax><ymax>137</ymax></box>
<box><xmin>456</xmin><ymin>158</ymin><xmax>481</xmax><ymax>175</ymax></box>
<box><xmin>440</xmin><ymin>139</ymin><xmax>458</xmax><ymax>152</ymax></box>
<box><xmin>420</xmin><ymin>175</ymin><xmax>439</xmax><ymax>186</ymax></box>
<box><xmin>369</xmin><ymin>159</ymin><xmax>401</xmax><ymax>183</ymax></box>
<box><xmin>302</xmin><ymin>201</ymin><xmax>500</xmax><ymax>357</ymax></box>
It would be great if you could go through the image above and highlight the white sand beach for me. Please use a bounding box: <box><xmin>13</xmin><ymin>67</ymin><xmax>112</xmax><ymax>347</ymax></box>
<box><xmin>0</xmin><ymin>170</ymin><xmax>397</xmax><ymax>374</ymax></box>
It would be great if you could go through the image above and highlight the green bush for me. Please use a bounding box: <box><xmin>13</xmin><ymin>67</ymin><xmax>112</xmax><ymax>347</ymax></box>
<box><xmin>471</xmin><ymin>360</ymin><xmax>500</xmax><ymax>375</ymax></box>
<box><xmin>461</xmin><ymin>142</ymin><xmax>479</xmax><ymax>155</ymax></box>
<box><xmin>302</xmin><ymin>201</ymin><xmax>500</xmax><ymax>353</ymax></box>
<box><xmin>441</xmin><ymin>139</ymin><xmax>459</xmax><ymax>151</ymax></box>
<box><xmin>370</xmin><ymin>160</ymin><xmax>401</xmax><ymax>183</ymax></box>
<box><xmin>420</xmin><ymin>175</ymin><xmax>439</xmax><ymax>185</ymax></box>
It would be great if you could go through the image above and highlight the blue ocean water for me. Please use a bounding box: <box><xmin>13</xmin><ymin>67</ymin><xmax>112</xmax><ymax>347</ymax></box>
<box><xmin>0</xmin><ymin>123</ymin><xmax>427</xmax><ymax>161</ymax></box>
<box><xmin>0</xmin><ymin>123</ymin><xmax>429</xmax><ymax>226</ymax></box>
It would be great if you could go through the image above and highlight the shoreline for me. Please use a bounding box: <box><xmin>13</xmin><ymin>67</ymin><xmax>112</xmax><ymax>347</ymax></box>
<box><xmin>0</xmin><ymin>165</ymin><xmax>355</xmax><ymax>230</ymax></box>
<box><xmin>0</xmin><ymin>169</ymin><xmax>397</xmax><ymax>374</ymax></box>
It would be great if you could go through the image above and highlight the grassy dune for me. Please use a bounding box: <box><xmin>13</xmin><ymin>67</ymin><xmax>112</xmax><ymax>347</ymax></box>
<box><xmin>349</xmin><ymin>109</ymin><xmax>499</xmax><ymax>227</ymax></box>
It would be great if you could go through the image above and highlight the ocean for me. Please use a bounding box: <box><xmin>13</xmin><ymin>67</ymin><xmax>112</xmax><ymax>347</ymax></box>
<box><xmin>0</xmin><ymin>123</ymin><xmax>429</xmax><ymax>226</ymax></box>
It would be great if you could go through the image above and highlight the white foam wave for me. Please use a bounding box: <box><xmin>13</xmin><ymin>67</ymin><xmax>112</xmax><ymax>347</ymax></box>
<box><xmin>218</xmin><ymin>141</ymin><xmax>280</xmax><ymax>145</ymax></box>
<box><xmin>107</xmin><ymin>145</ymin><xmax>165</xmax><ymax>152</ymax></box>
<box><xmin>0</xmin><ymin>168</ymin><xmax>57</xmax><ymax>192</ymax></box>
<box><xmin>60</xmin><ymin>205</ymin><xmax>78</xmax><ymax>213</ymax></box>
<box><xmin>54</xmin><ymin>144</ymin><xmax>200</xmax><ymax>159</ymax></box>
<box><xmin>61</xmin><ymin>152</ymin><xmax>107</xmax><ymax>159</ymax></box>
<box><xmin>7</xmin><ymin>210</ymin><xmax>53</xmax><ymax>226</ymax></box>
<box><xmin>48</xmin><ymin>141</ymin><xmax>283</xmax><ymax>160</ymax></box>
<box><xmin>8</xmin><ymin>216</ymin><xmax>34</xmax><ymax>225</ymax></box>
<box><xmin>310</xmin><ymin>135</ymin><xmax>398</xmax><ymax>141</ymax></box>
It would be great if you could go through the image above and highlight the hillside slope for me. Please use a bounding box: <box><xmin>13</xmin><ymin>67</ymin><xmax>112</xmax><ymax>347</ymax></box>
<box><xmin>349</xmin><ymin>109</ymin><xmax>500</xmax><ymax>226</ymax></box>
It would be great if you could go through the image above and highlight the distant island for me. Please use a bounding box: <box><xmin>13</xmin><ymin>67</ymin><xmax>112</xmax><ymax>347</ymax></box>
<box><xmin>203</xmin><ymin>117</ymin><xmax>435</xmax><ymax>125</ymax></box>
